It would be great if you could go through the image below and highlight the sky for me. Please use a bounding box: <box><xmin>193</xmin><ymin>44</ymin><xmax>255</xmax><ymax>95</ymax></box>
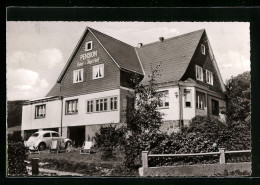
<box><xmin>6</xmin><ymin>22</ymin><xmax>250</xmax><ymax>100</ymax></box>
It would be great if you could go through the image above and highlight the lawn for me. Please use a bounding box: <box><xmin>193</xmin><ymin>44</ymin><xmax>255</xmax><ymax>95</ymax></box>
<box><xmin>27</xmin><ymin>147</ymin><xmax>139</xmax><ymax>176</ymax></box>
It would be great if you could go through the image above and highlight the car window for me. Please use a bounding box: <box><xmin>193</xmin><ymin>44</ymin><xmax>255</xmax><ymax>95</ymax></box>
<box><xmin>31</xmin><ymin>133</ymin><xmax>39</xmax><ymax>137</ymax></box>
<box><xmin>52</xmin><ymin>133</ymin><xmax>60</xmax><ymax>137</ymax></box>
<box><xmin>43</xmin><ymin>133</ymin><xmax>51</xmax><ymax>137</ymax></box>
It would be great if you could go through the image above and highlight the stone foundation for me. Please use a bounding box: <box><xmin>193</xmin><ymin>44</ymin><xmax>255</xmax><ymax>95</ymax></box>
<box><xmin>160</xmin><ymin>120</ymin><xmax>191</xmax><ymax>134</ymax></box>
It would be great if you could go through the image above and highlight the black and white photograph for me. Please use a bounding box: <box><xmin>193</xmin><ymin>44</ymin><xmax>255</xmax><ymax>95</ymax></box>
<box><xmin>6</xmin><ymin>22</ymin><xmax>251</xmax><ymax>177</ymax></box>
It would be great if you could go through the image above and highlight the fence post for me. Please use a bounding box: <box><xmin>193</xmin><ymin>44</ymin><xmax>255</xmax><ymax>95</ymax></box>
<box><xmin>219</xmin><ymin>148</ymin><xmax>225</xmax><ymax>164</ymax></box>
<box><xmin>142</xmin><ymin>151</ymin><xmax>148</xmax><ymax>168</ymax></box>
<box><xmin>31</xmin><ymin>158</ymin><xmax>39</xmax><ymax>175</ymax></box>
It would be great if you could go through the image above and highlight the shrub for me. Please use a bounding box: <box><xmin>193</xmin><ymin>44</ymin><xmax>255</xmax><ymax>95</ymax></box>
<box><xmin>8</xmin><ymin>133</ymin><xmax>28</xmax><ymax>175</ymax></box>
<box><xmin>94</xmin><ymin>124</ymin><xmax>125</xmax><ymax>160</ymax></box>
<box><xmin>145</xmin><ymin>116</ymin><xmax>250</xmax><ymax>167</ymax></box>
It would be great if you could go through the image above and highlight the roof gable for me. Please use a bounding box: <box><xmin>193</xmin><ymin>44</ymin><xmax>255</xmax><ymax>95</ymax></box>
<box><xmin>88</xmin><ymin>27</ymin><xmax>143</xmax><ymax>74</ymax></box>
<box><xmin>136</xmin><ymin>29</ymin><xmax>205</xmax><ymax>84</ymax></box>
<box><xmin>56</xmin><ymin>27</ymin><xmax>143</xmax><ymax>84</ymax></box>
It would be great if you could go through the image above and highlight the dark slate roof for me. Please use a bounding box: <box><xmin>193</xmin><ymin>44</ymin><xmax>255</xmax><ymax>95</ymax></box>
<box><xmin>136</xmin><ymin>29</ymin><xmax>205</xmax><ymax>84</ymax></box>
<box><xmin>89</xmin><ymin>27</ymin><xmax>143</xmax><ymax>74</ymax></box>
<box><xmin>45</xmin><ymin>83</ymin><xmax>60</xmax><ymax>97</ymax></box>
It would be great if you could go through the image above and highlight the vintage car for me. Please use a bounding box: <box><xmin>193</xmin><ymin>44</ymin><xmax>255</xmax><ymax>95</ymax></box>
<box><xmin>24</xmin><ymin>130</ymin><xmax>72</xmax><ymax>151</ymax></box>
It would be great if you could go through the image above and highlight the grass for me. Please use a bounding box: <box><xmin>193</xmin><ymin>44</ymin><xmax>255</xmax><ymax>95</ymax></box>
<box><xmin>27</xmin><ymin>147</ymin><xmax>139</xmax><ymax>176</ymax></box>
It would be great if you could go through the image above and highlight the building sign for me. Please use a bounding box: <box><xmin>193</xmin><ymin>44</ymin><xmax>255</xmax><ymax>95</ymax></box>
<box><xmin>78</xmin><ymin>50</ymin><xmax>100</xmax><ymax>67</ymax></box>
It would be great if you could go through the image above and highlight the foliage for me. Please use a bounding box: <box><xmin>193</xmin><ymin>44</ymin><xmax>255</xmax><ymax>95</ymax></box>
<box><xmin>94</xmin><ymin>124</ymin><xmax>126</xmax><ymax>160</ymax></box>
<box><xmin>225</xmin><ymin>71</ymin><xmax>251</xmax><ymax>123</ymax></box>
<box><xmin>28</xmin><ymin>147</ymin><xmax>138</xmax><ymax>176</ymax></box>
<box><xmin>8</xmin><ymin>133</ymin><xmax>28</xmax><ymax>176</ymax></box>
<box><xmin>7</xmin><ymin>100</ymin><xmax>27</xmax><ymax>128</ymax></box>
<box><xmin>148</xmin><ymin>116</ymin><xmax>251</xmax><ymax>167</ymax></box>
<box><xmin>126</xmin><ymin>66</ymin><xmax>164</xmax><ymax>134</ymax></box>
<box><xmin>124</xmin><ymin>66</ymin><xmax>165</xmax><ymax>168</ymax></box>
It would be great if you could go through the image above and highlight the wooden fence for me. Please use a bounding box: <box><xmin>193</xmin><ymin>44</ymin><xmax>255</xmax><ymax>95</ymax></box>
<box><xmin>142</xmin><ymin>148</ymin><xmax>251</xmax><ymax>168</ymax></box>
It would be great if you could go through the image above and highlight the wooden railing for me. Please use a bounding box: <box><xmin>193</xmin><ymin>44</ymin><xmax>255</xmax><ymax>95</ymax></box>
<box><xmin>142</xmin><ymin>148</ymin><xmax>251</xmax><ymax>168</ymax></box>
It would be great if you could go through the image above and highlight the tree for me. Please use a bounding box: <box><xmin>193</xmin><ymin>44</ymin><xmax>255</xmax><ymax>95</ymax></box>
<box><xmin>126</xmin><ymin>66</ymin><xmax>164</xmax><ymax>134</ymax></box>
<box><xmin>124</xmin><ymin>65</ymin><xmax>165</xmax><ymax>168</ymax></box>
<box><xmin>7</xmin><ymin>100</ymin><xmax>27</xmax><ymax>128</ymax></box>
<box><xmin>225</xmin><ymin>71</ymin><xmax>251</xmax><ymax>123</ymax></box>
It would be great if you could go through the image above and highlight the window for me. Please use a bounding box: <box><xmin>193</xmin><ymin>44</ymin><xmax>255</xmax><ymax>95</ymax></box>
<box><xmin>212</xmin><ymin>99</ymin><xmax>219</xmax><ymax>116</ymax></box>
<box><xmin>87</xmin><ymin>100</ymin><xmax>93</xmax><ymax>113</ymax></box>
<box><xmin>85</xmin><ymin>41</ymin><xmax>93</xmax><ymax>51</ymax></box>
<box><xmin>110</xmin><ymin>97</ymin><xmax>118</xmax><ymax>110</ymax></box>
<box><xmin>206</xmin><ymin>70</ymin><xmax>213</xmax><ymax>85</ymax></box>
<box><xmin>93</xmin><ymin>64</ymin><xmax>104</xmax><ymax>79</ymax></box>
<box><xmin>73</xmin><ymin>69</ymin><xmax>83</xmax><ymax>83</ymax></box>
<box><xmin>43</xmin><ymin>133</ymin><xmax>51</xmax><ymax>137</ymax></box>
<box><xmin>95</xmin><ymin>98</ymin><xmax>108</xmax><ymax>112</ymax></box>
<box><xmin>196</xmin><ymin>91</ymin><xmax>206</xmax><ymax>109</ymax></box>
<box><xmin>158</xmin><ymin>91</ymin><xmax>169</xmax><ymax>108</ymax></box>
<box><xmin>184</xmin><ymin>89</ymin><xmax>192</xmax><ymax>107</ymax></box>
<box><xmin>196</xmin><ymin>65</ymin><xmax>203</xmax><ymax>81</ymax></box>
<box><xmin>52</xmin><ymin>132</ymin><xmax>60</xmax><ymax>137</ymax></box>
<box><xmin>201</xmin><ymin>44</ymin><xmax>205</xmax><ymax>55</ymax></box>
<box><xmin>65</xmin><ymin>99</ymin><xmax>78</xmax><ymax>114</ymax></box>
<box><xmin>35</xmin><ymin>104</ymin><xmax>46</xmax><ymax>118</ymax></box>
<box><xmin>31</xmin><ymin>133</ymin><xmax>39</xmax><ymax>137</ymax></box>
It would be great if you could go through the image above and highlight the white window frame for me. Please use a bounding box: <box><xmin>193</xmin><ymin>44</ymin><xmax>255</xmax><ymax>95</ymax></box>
<box><xmin>73</xmin><ymin>68</ymin><xmax>84</xmax><ymax>83</ymax></box>
<box><xmin>206</xmin><ymin>70</ymin><xmax>213</xmax><ymax>85</ymax></box>
<box><xmin>95</xmin><ymin>98</ymin><xmax>108</xmax><ymax>112</ymax></box>
<box><xmin>65</xmin><ymin>99</ymin><xmax>78</xmax><ymax>115</ymax></box>
<box><xmin>196</xmin><ymin>65</ymin><xmax>203</xmax><ymax>82</ymax></box>
<box><xmin>86</xmin><ymin>100</ymin><xmax>93</xmax><ymax>113</ymax></box>
<box><xmin>196</xmin><ymin>91</ymin><xmax>206</xmax><ymax>110</ymax></box>
<box><xmin>201</xmin><ymin>44</ymin><xmax>205</xmax><ymax>55</ymax></box>
<box><xmin>110</xmin><ymin>96</ymin><xmax>118</xmax><ymax>111</ymax></box>
<box><xmin>92</xmin><ymin>64</ymin><xmax>104</xmax><ymax>80</ymax></box>
<box><xmin>35</xmin><ymin>104</ymin><xmax>46</xmax><ymax>119</ymax></box>
<box><xmin>184</xmin><ymin>89</ymin><xmax>192</xmax><ymax>108</ymax></box>
<box><xmin>158</xmin><ymin>90</ymin><xmax>169</xmax><ymax>108</ymax></box>
<box><xmin>85</xmin><ymin>41</ymin><xmax>93</xmax><ymax>52</ymax></box>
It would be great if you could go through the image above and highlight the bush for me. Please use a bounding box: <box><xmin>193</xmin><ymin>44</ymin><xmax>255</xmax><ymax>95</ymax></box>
<box><xmin>131</xmin><ymin>116</ymin><xmax>251</xmax><ymax>167</ymax></box>
<box><xmin>8</xmin><ymin>133</ymin><xmax>28</xmax><ymax>175</ymax></box>
<box><xmin>94</xmin><ymin>124</ymin><xmax>125</xmax><ymax>160</ymax></box>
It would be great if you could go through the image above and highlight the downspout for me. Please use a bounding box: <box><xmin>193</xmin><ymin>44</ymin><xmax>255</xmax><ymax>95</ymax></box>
<box><xmin>178</xmin><ymin>83</ymin><xmax>183</xmax><ymax>129</ymax></box>
<box><xmin>60</xmin><ymin>96</ymin><xmax>63</xmax><ymax>136</ymax></box>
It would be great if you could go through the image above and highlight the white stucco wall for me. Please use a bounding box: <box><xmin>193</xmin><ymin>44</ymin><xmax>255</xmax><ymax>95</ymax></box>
<box><xmin>182</xmin><ymin>86</ymin><xmax>196</xmax><ymax>120</ymax></box>
<box><xmin>21</xmin><ymin>100</ymin><xmax>62</xmax><ymax>130</ymax></box>
<box><xmin>62</xmin><ymin>89</ymin><xmax>120</xmax><ymax>127</ymax></box>
<box><xmin>157</xmin><ymin>86</ymin><xmax>180</xmax><ymax>121</ymax></box>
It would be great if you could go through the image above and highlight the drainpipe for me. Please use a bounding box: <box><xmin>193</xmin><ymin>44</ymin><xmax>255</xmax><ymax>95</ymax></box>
<box><xmin>178</xmin><ymin>83</ymin><xmax>183</xmax><ymax>128</ymax></box>
<box><xmin>60</xmin><ymin>96</ymin><xmax>63</xmax><ymax>136</ymax></box>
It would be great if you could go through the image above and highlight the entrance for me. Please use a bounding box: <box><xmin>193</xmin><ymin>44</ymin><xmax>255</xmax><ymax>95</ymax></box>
<box><xmin>68</xmin><ymin>126</ymin><xmax>85</xmax><ymax>147</ymax></box>
<box><xmin>24</xmin><ymin>129</ymin><xmax>38</xmax><ymax>141</ymax></box>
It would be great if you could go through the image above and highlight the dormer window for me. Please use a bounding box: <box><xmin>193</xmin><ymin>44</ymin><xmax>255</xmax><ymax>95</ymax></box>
<box><xmin>85</xmin><ymin>41</ymin><xmax>93</xmax><ymax>51</ymax></box>
<box><xmin>206</xmin><ymin>70</ymin><xmax>213</xmax><ymax>85</ymax></box>
<box><xmin>73</xmin><ymin>69</ymin><xmax>83</xmax><ymax>83</ymax></box>
<box><xmin>201</xmin><ymin>44</ymin><xmax>205</xmax><ymax>55</ymax></box>
<box><xmin>196</xmin><ymin>65</ymin><xmax>203</xmax><ymax>81</ymax></box>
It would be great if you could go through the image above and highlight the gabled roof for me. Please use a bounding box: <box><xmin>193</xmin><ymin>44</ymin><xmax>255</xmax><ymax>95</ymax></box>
<box><xmin>46</xmin><ymin>83</ymin><xmax>60</xmax><ymax>97</ymax></box>
<box><xmin>88</xmin><ymin>27</ymin><xmax>143</xmax><ymax>74</ymax></box>
<box><xmin>136</xmin><ymin>29</ymin><xmax>205</xmax><ymax>84</ymax></box>
<box><xmin>56</xmin><ymin>27</ymin><xmax>143</xmax><ymax>84</ymax></box>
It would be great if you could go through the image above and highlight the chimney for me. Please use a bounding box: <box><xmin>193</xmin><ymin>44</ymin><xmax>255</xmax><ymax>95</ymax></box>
<box><xmin>159</xmin><ymin>37</ymin><xmax>164</xmax><ymax>42</ymax></box>
<box><xmin>138</xmin><ymin>43</ymin><xmax>143</xmax><ymax>48</ymax></box>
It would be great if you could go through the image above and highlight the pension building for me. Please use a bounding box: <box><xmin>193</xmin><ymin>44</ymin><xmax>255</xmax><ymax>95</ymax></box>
<box><xmin>21</xmin><ymin>27</ymin><xmax>226</xmax><ymax>146</ymax></box>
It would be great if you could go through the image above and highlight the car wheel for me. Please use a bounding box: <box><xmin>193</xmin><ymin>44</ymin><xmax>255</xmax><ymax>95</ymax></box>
<box><xmin>38</xmin><ymin>142</ymin><xmax>46</xmax><ymax>151</ymax></box>
<box><xmin>65</xmin><ymin>141</ymin><xmax>72</xmax><ymax>148</ymax></box>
